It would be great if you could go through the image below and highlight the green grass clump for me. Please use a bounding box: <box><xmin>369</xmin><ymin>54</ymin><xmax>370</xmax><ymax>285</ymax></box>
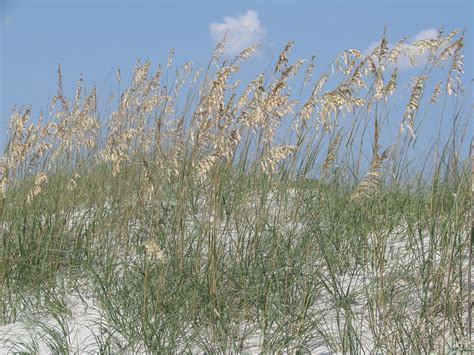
<box><xmin>0</xmin><ymin>29</ymin><xmax>472</xmax><ymax>353</ymax></box>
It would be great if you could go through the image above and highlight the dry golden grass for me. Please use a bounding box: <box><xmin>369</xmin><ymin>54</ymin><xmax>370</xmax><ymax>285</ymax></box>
<box><xmin>0</xmin><ymin>27</ymin><xmax>471</xmax><ymax>353</ymax></box>
<box><xmin>1</xmin><ymin>27</ymin><xmax>465</xmax><ymax>203</ymax></box>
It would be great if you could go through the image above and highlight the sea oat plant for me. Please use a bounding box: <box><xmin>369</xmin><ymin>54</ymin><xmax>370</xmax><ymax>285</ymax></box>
<box><xmin>0</xmin><ymin>28</ymin><xmax>471</xmax><ymax>353</ymax></box>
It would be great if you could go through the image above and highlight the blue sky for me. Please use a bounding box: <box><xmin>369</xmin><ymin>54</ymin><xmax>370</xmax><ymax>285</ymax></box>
<box><xmin>0</xmin><ymin>0</ymin><xmax>472</xmax><ymax>152</ymax></box>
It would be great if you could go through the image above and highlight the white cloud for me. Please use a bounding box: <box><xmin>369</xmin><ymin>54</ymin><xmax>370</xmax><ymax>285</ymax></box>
<box><xmin>1</xmin><ymin>14</ymin><xmax>14</xmax><ymax>28</ymax></box>
<box><xmin>209</xmin><ymin>10</ymin><xmax>266</xmax><ymax>57</ymax></box>
<box><xmin>414</xmin><ymin>28</ymin><xmax>438</xmax><ymax>41</ymax></box>
<box><xmin>364</xmin><ymin>28</ymin><xmax>439</xmax><ymax>70</ymax></box>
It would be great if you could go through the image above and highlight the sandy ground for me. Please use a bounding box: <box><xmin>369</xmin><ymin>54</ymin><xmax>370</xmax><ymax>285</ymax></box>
<box><xmin>0</xmin><ymin>294</ymin><xmax>103</xmax><ymax>354</ymax></box>
<box><xmin>0</xmin><ymin>197</ymin><xmax>471</xmax><ymax>353</ymax></box>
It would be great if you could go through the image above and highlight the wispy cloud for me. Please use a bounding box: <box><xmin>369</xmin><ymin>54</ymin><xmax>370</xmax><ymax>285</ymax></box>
<box><xmin>1</xmin><ymin>0</ymin><xmax>15</xmax><ymax>29</ymax></box>
<box><xmin>364</xmin><ymin>28</ymin><xmax>439</xmax><ymax>69</ymax></box>
<box><xmin>1</xmin><ymin>14</ymin><xmax>14</xmax><ymax>27</ymax></box>
<box><xmin>209</xmin><ymin>10</ymin><xmax>266</xmax><ymax>57</ymax></box>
